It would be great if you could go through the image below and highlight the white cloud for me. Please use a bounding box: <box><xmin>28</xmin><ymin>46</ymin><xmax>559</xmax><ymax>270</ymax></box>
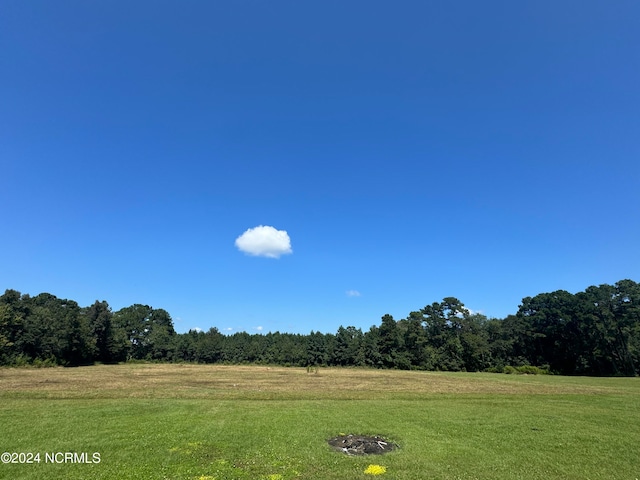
<box><xmin>192</xmin><ymin>327</ymin><xmax>202</xmax><ymax>333</ymax></box>
<box><xmin>255</xmin><ymin>326</ymin><xmax>263</xmax><ymax>331</ymax></box>
<box><xmin>235</xmin><ymin>225</ymin><xmax>292</xmax><ymax>258</ymax></box>
<box><xmin>346</xmin><ymin>290</ymin><xmax>361</xmax><ymax>297</ymax></box>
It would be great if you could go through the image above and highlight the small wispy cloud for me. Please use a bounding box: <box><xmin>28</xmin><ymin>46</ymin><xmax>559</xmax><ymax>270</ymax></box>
<box><xmin>254</xmin><ymin>326</ymin><xmax>264</xmax><ymax>332</ymax></box>
<box><xmin>346</xmin><ymin>290</ymin><xmax>361</xmax><ymax>297</ymax></box>
<box><xmin>235</xmin><ymin>225</ymin><xmax>292</xmax><ymax>258</ymax></box>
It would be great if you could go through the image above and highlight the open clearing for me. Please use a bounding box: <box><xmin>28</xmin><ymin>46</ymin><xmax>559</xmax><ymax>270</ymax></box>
<box><xmin>1</xmin><ymin>364</ymin><xmax>639</xmax><ymax>479</ymax></box>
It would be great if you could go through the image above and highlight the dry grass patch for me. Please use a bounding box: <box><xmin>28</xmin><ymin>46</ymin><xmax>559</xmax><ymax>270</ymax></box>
<box><xmin>1</xmin><ymin>364</ymin><xmax>635</xmax><ymax>400</ymax></box>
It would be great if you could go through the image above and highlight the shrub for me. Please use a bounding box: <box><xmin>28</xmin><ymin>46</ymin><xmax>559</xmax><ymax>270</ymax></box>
<box><xmin>515</xmin><ymin>365</ymin><xmax>549</xmax><ymax>375</ymax></box>
<box><xmin>32</xmin><ymin>357</ymin><xmax>58</xmax><ymax>368</ymax></box>
<box><xmin>501</xmin><ymin>365</ymin><xmax>549</xmax><ymax>375</ymax></box>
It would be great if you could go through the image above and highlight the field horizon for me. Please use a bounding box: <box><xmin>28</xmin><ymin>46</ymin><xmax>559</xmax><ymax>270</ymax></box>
<box><xmin>1</xmin><ymin>364</ymin><xmax>639</xmax><ymax>479</ymax></box>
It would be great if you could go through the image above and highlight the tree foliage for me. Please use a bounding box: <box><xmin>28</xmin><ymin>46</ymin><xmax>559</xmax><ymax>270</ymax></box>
<box><xmin>1</xmin><ymin>279</ymin><xmax>639</xmax><ymax>375</ymax></box>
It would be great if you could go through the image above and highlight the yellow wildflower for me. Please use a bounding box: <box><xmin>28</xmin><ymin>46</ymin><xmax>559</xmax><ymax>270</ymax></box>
<box><xmin>364</xmin><ymin>464</ymin><xmax>387</xmax><ymax>475</ymax></box>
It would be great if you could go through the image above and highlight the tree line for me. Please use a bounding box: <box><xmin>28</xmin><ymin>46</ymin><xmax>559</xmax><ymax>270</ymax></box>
<box><xmin>1</xmin><ymin>279</ymin><xmax>638</xmax><ymax>376</ymax></box>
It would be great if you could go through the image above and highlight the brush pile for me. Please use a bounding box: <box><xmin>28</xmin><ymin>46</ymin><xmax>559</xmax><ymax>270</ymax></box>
<box><xmin>327</xmin><ymin>434</ymin><xmax>398</xmax><ymax>455</ymax></box>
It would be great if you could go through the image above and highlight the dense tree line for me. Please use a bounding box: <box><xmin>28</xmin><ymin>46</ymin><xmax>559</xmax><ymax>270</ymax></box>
<box><xmin>1</xmin><ymin>280</ymin><xmax>639</xmax><ymax>375</ymax></box>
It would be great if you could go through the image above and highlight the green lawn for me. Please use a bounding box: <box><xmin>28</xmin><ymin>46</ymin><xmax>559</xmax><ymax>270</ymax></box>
<box><xmin>1</xmin><ymin>364</ymin><xmax>639</xmax><ymax>479</ymax></box>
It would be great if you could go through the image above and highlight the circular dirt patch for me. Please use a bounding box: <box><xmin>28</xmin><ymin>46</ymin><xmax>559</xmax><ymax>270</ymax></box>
<box><xmin>327</xmin><ymin>434</ymin><xmax>398</xmax><ymax>456</ymax></box>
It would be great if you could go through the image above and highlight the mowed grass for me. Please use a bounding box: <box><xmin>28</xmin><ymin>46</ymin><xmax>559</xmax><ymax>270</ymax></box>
<box><xmin>1</xmin><ymin>365</ymin><xmax>639</xmax><ymax>480</ymax></box>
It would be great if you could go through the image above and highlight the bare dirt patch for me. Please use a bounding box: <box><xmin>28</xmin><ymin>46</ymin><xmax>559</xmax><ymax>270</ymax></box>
<box><xmin>328</xmin><ymin>434</ymin><xmax>398</xmax><ymax>455</ymax></box>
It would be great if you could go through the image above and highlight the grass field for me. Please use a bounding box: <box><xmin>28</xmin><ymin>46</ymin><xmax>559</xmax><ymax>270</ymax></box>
<box><xmin>1</xmin><ymin>364</ymin><xmax>639</xmax><ymax>480</ymax></box>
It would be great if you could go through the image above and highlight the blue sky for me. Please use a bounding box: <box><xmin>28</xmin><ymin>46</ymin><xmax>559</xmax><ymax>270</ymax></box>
<box><xmin>2</xmin><ymin>1</ymin><xmax>639</xmax><ymax>335</ymax></box>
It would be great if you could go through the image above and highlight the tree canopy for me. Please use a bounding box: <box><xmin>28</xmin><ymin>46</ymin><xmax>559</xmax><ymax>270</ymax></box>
<box><xmin>1</xmin><ymin>280</ymin><xmax>639</xmax><ymax>375</ymax></box>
